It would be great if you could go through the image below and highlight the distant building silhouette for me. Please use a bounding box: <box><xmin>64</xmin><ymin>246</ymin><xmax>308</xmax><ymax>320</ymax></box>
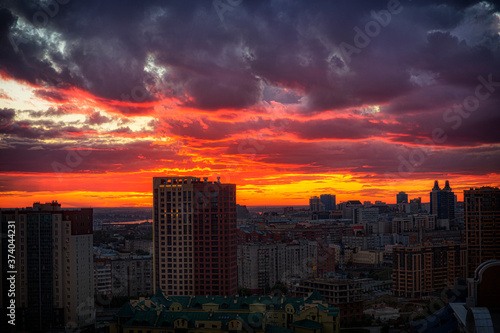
<box><xmin>309</xmin><ymin>196</ymin><xmax>324</xmax><ymax>211</ymax></box>
<box><xmin>396</xmin><ymin>191</ymin><xmax>408</xmax><ymax>204</ymax></box>
<box><xmin>409</xmin><ymin>197</ymin><xmax>422</xmax><ymax>214</ymax></box>
<box><xmin>320</xmin><ymin>194</ymin><xmax>336</xmax><ymax>211</ymax></box>
<box><xmin>430</xmin><ymin>180</ymin><xmax>455</xmax><ymax>222</ymax></box>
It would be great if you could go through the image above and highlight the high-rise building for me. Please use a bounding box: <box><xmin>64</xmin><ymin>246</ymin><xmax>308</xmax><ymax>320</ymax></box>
<box><xmin>396</xmin><ymin>191</ymin><xmax>408</xmax><ymax>203</ymax></box>
<box><xmin>409</xmin><ymin>197</ymin><xmax>422</xmax><ymax>214</ymax></box>
<box><xmin>430</xmin><ymin>180</ymin><xmax>455</xmax><ymax>221</ymax></box>
<box><xmin>309</xmin><ymin>196</ymin><xmax>324</xmax><ymax>211</ymax></box>
<box><xmin>343</xmin><ymin>200</ymin><xmax>363</xmax><ymax>220</ymax></box>
<box><xmin>393</xmin><ymin>243</ymin><xmax>466</xmax><ymax>298</ymax></box>
<box><xmin>0</xmin><ymin>201</ymin><xmax>94</xmax><ymax>331</ymax></box>
<box><xmin>94</xmin><ymin>258</ymin><xmax>112</xmax><ymax>297</ymax></box>
<box><xmin>464</xmin><ymin>186</ymin><xmax>500</xmax><ymax>277</ymax></box>
<box><xmin>320</xmin><ymin>194</ymin><xmax>336</xmax><ymax>211</ymax></box>
<box><xmin>111</xmin><ymin>255</ymin><xmax>153</xmax><ymax>297</ymax></box>
<box><xmin>152</xmin><ymin>177</ymin><xmax>237</xmax><ymax>296</ymax></box>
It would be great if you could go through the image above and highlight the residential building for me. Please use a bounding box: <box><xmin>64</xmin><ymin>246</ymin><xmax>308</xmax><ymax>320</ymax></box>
<box><xmin>410</xmin><ymin>197</ymin><xmax>422</xmax><ymax>214</ymax></box>
<box><xmin>94</xmin><ymin>258</ymin><xmax>112</xmax><ymax>296</ymax></box>
<box><xmin>360</xmin><ymin>207</ymin><xmax>380</xmax><ymax>223</ymax></box>
<box><xmin>111</xmin><ymin>255</ymin><xmax>153</xmax><ymax>297</ymax></box>
<box><xmin>309</xmin><ymin>196</ymin><xmax>324</xmax><ymax>212</ymax></box>
<box><xmin>292</xmin><ymin>278</ymin><xmax>364</xmax><ymax>324</ymax></box>
<box><xmin>111</xmin><ymin>290</ymin><xmax>341</xmax><ymax>333</ymax></box>
<box><xmin>343</xmin><ymin>200</ymin><xmax>363</xmax><ymax>221</ymax></box>
<box><xmin>238</xmin><ymin>243</ymin><xmax>279</xmax><ymax>293</ymax></box>
<box><xmin>124</xmin><ymin>239</ymin><xmax>153</xmax><ymax>254</ymax></box>
<box><xmin>391</xmin><ymin>214</ymin><xmax>436</xmax><ymax>234</ymax></box>
<box><xmin>353</xmin><ymin>250</ymin><xmax>383</xmax><ymax>266</ymax></box>
<box><xmin>152</xmin><ymin>177</ymin><xmax>237</xmax><ymax>296</ymax></box>
<box><xmin>430</xmin><ymin>180</ymin><xmax>455</xmax><ymax>221</ymax></box>
<box><xmin>392</xmin><ymin>243</ymin><xmax>466</xmax><ymax>298</ymax></box>
<box><xmin>320</xmin><ymin>194</ymin><xmax>336</xmax><ymax>211</ymax></box>
<box><xmin>397</xmin><ymin>191</ymin><xmax>408</xmax><ymax>204</ymax></box>
<box><xmin>341</xmin><ymin>234</ymin><xmax>387</xmax><ymax>250</ymax></box>
<box><xmin>0</xmin><ymin>201</ymin><xmax>94</xmax><ymax>331</ymax></box>
<box><xmin>464</xmin><ymin>186</ymin><xmax>500</xmax><ymax>277</ymax></box>
<box><xmin>237</xmin><ymin>241</ymin><xmax>318</xmax><ymax>293</ymax></box>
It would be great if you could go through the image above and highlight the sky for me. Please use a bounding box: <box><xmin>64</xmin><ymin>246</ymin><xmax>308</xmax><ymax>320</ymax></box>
<box><xmin>0</xmin><ymin>0</ymin><xmax>499</xmax><ymax>208</ymax></box>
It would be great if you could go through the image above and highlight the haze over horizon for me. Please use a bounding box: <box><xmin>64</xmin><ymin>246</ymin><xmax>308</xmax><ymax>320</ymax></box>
<box><xmin>1</xmin><ymin>0</ymin><xmax>499</xmax><ymax>208</ymax></box>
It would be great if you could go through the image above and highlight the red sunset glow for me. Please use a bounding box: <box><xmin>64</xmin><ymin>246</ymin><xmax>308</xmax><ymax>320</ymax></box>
<box><xmin>1</xmin><ymin>1</ymin><xmax>499</xmax><ymax>207</ymax></box>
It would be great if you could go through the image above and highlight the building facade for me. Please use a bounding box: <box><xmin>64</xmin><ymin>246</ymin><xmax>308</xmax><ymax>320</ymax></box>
<box><xmin>0</xmin><ymin>201</ymin><xmax>94</xmax><ymax>331</ymax></box>
<box><xmin>464</xmin><ymin>186</ymin><xmax>500</xmax><ymax>277</ymax></box>
<box><xmin>430</xmin><ymin>180</ymin><xmax>455</xmax><ymax>221</ymax></box>
<box><xmin>393</xmin><ymin>243</ymin><xmax>466</xmax><ymax>298</ymax></box>
<box><xmin>153</xmin><ymin>177</ymin><xmax>237</xmax><ymax>296</ymax></box>
<box><xmin>391</xmin><ymin>214</ymin><xmax>436</xmax><ymax>234</ymax></box>
<box><xmin>292</xmin><ymin>279</ymin><xmax>364</xmax><ymax>324</ymax></box>
<box><xmin>111</xmin><ymin>255</ymin><xmax>153</xmax><ymax>297</ymax></box>
<box><xmin>309</xmin><ymin>196</ymin><xmax>323</xmax><ymax>212</ymax></box>
<box><xmin>94</xmin><ymin>258</ymin><xmax>112</xmax><ymax>296</ymax></box>
<box><xmin>320</xmin><ymin>194</ymin><xmax>336</xmax><ymax>211</ymax></box>
<box><xmin>353</xmin><ymin>250</ymin><xmax>383</xmax><ymax>266</ymax></box>
<box><xmin>397</xmin><ymin>191</ymin><xmax>408</xmax><ymax>204</ymax></box>
<box><xmin>111</xmin><ymin>290</ymin><xmax>340</xmax><ymax>333</ymax></box>
<box><xmin>237</xmin><ymin>241</ymin><xmax>318</xmax><ymax>292</ymax></box>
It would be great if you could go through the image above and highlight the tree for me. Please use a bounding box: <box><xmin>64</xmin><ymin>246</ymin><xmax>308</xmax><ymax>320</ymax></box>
<box><xmin>270</xmin><ymin>281</ymin><xmax>288</xmax><ymax>296</ymax></box>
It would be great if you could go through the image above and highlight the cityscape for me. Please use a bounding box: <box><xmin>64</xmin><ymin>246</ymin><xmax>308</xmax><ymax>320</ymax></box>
<box><xmin>1</xmin><ymin>0</ymin><xmax>500</xmax><ymax>333</ymax></box>
<box><xmin>1</xmin><ymin>180</ymin><xmax>499</xmax><ymax>332</ymax></box>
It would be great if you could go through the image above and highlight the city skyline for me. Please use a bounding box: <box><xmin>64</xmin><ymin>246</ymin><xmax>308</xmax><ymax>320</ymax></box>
<box><xmin>0</xmin><ymin>180</ymin><xmax>496</xmax><ymax>208</ymax></box>
<box><xmin>1</xmin><ymin>1</ymin><xmax>500</xmax><ymax>208</ymax></box>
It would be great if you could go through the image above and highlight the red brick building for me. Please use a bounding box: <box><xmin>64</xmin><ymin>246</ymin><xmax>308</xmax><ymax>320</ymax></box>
<box><xmin>464</xmin><ymin>186</ymin><xmax>500</xmax><ymax>278</ymax></box>
<box><xmin>153</xmin><ymin>177</ymin><xmax>237</xmax><ymax>296</ymax></box>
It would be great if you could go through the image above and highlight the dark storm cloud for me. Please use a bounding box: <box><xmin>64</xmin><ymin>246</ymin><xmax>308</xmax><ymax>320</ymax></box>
<box><xmin>0</xmin><ymin>117</ymin><xmax>88</xmax><ymax>139</ymax></box>
<box><xmin>87</xmin><ymin>111</ymin><xmax>111</xmax><ymax>125</ymax></box>
<box><xmin>225</xmin><ymin>138</ymin><xmax>500</xmax><ymax>176</ymax></box>
<box><xmin>33</xmin><ymin>89</ymin><xmax>68</xmax><ymax>102</ymax></box>
<box><xmin>0</xmin><ymin>139</ymin><xmax>187</xmax><ymax>173</ymax></box>
<box><xmin>0</xmin><ymin>0</ymin><xmax>498</xmax><ymax>113</ymax></box>
<box><xmin>0</xmin><ymin>108</ymin><xmax>15</xmax><ymax>126</ymax></box>
<box><xmin>28</xmin><ymin>107</ymin><xmax>68</xmax><ymax>118</ymax></box>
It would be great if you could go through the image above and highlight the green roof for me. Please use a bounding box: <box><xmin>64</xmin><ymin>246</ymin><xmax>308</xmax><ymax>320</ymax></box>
<box><xmin>124</xmin><ymin>309</ymin><xmax>158</xmax><ymax>327</ymax></box>
<box><xmin>290</xmin><ymin>319</ymin><xmax>323</xmax><ymax>330</ymax></box>
<box><xmin>120</xmin><ymin>293</ymin><xmax>339</xmax><ymax>330</ymax></box>
<box><xmin>123</xmin><ymin>310</ymin><xmax>264</xmax><ymax>329</ymax></box>
<box><xmin>116</xmin><ymin>302</ymin><xmax>136</xmax><ymax>317</ymax></box>
<box><xmin>306</xmin><ymin>290</ymin><xmax>326</xmax><ymax>302</ymax></box>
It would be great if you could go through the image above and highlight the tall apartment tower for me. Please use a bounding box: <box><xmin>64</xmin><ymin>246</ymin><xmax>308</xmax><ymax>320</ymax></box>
<box><xmin>153</xmin><ymin>177</ymin><xmax>237</xmax><ymax>296</ymax></box>
<box><xmin>393</xmin><ymin>243</ymin><xmax>466</xmax><ymax>298</ymax></box>
<box><xmin>396</xmin><ymin>191</ymin><xmax>408</xmax><ymax>204</ymax></box>
<box><xmin>464</xmin><ymin>186</ymin><xmax>500</xmax><ymax>277</ymax></box>
<box><xmin>0</xmin><ymin>201</ymin><xmax>94</xmax><ymax>331</ymax></box>
<box><xmin>430</xmin><ymin>180</ymin><xmax>455</xmax><ymax>221</ymax></box>
<box><xmin>309</xmin><ymin>196</ymin><xmax>323</xmax><ymax>212</ymax></box>
<box><xmin>320</xmin><ymin>194</ymin><xmax>336</xmax><ymax>211</ymax></box>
